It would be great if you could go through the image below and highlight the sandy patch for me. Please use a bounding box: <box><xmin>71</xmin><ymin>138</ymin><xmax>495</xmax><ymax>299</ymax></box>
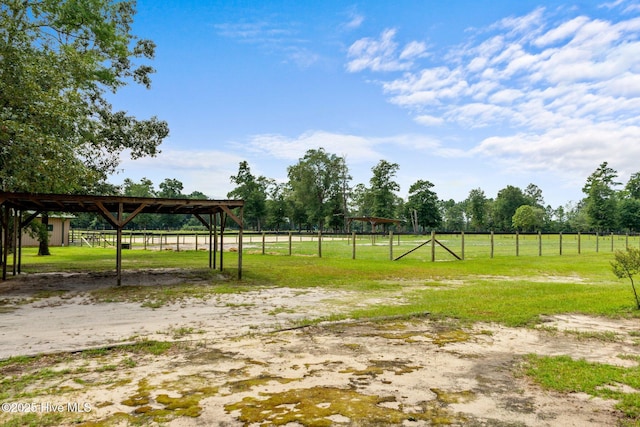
<box><xmin>1</xmin><ymin>270</ymin><xmax>639</xmax><ymax>426</ymax></box>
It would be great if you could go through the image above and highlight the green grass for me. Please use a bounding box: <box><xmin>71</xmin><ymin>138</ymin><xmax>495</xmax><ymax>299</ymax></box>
<box><xmin>14</xmin><ymin>245</ymin><xmax>639</xmax><ymax>326</ymax></box>
<box><xmin>7</xmin><ymin>243</ymin><xmax>640</xmax><ymax>424</ymax></box>
<box><xmin>524</xmin><ymin>355</ymin><xmax>640</xmax><ymax>419</ymax></box>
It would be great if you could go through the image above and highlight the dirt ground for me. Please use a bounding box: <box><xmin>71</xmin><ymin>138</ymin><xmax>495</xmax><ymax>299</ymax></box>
<box><xmin>1</xmin><ymin>270</ymin><xmax>639</xmax><ymax>426</ymax></box>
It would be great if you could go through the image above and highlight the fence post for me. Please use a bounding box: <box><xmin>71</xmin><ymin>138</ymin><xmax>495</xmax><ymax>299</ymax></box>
<box><xmin>352</xmin><ymin>231</ymin><xmax>356</xmax><ymax>260</ymax></box>
<box><xmin>611</xmin><ymin>232</ymin><xmax>614</xmax><ymax>252</ymax></box>
<box><xmin>516</xmin><ymin>231</ymin><xmax>519</xmax><ymax>256</ymax></box>
<box><xmin>578</xmin><ymin>232</ymin><xmax>581</xmax><ymax>254</ymax></box>
<box><xmin>596</xmin><ymin>232</ymin><xmax>599</xmax><ymax>253</ymax></box>
<box><xmin>559</xmin><ymin>232</ymin><xmax>563</xmax><ymax>256</ymax></box>
<box><xmin>461</xmin><ymin>231</ymin><xmax>465</xmax><ymax>260</ymax></box>
<box><xmin>490</xmin><ymin>231</ymin><xmax>494</xmax><ymax>258</ymax></box>
<box><xmin>538</xmin><ymin>231</ymin><xmax>542</xmax><ymax>256</ymax></box>
<box><xmin>389</xmin><ymin>231</ymin><xmax>393</xmax><ymax>261</ymax></box>
<box><xmin>288</xmin><ymin>232</ymin><xmax>292</xmax><ymax>256</ymax></box>
<box><xmin>318</xmin><ymin>230</ymin><xmax>322</xmax><ymax>258</ymax></box>
<box><xmin>431</xmin><ymin>230</ymin><xmax>436</xmax><ymax>262</ymax></box>
<box><xmin>262</xmin><ymin>232</ymin><xmax>266</xmax><ymax>255</ymax></box>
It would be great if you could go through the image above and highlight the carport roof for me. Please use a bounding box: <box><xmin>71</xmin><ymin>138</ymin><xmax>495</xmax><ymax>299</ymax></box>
<box><xmin>0</xmin><ymin>192</ymin><xmax>244</xmax><ymax>216</ymax></box>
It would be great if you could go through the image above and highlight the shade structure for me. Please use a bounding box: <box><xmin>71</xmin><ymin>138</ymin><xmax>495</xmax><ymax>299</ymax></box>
<box><xmin>0</xmin><ymin>192</ymin><xmax>244</xmax><ymax>284</ymax></box>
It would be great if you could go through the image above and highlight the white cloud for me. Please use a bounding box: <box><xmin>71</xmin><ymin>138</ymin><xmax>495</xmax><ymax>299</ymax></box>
<box><xmin>240</xmin><ymin>130</ymin><xmax>464</xmax><ymax>165</ymax></box>
<box><xmin>346</xmin><ymin>28</ymin><xmax>426</xmax><ymax>72</ymax></box>
<box><xmin>114</xmin><ymin>149</ymin><xmax>246</xmax><ymax>199</ymax></box>
<box><xmin>414</xmin><ymin>115</ymin><xmax>444</xmax><ymax>126</ymax></box>
<box><xmin>400</xmin><ymin>40</ymin><xmax>428</xmax><ymax>60</ymax></box>
<box><xmin>244</xmin><ymin>131</ymin><xmax>383</xmax><ymax>162</ymax></box>
<box><xmin>346</xmin><ymin>7</ymin><xmax>640</xmax><ymax>187</ymax></box>
<box><xmin>345</xmin><ymin>13</ymin><xmax>364</xmax><ymax>29</ymax></box>
<box><xmin>214</xmin><ymin>20</ymin><xmax>320</xmax><ymax>68</ymax></box>
<box><xmin>534</xmin><ymin>16</ymin><xmax>590</xmax><ymax>47</ymax></box>
<box><xmin>489</xmin><ymin>88</ymin><xmax>523</xmax><ymax>104</ymax></box>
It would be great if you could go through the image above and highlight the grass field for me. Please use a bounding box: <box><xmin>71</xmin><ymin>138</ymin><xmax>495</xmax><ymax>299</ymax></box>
<box><xmin>13</xmin><ymin>241</ymin><xmax>640</xmax><ymax>326</ymax></box>
<box><xmin>8</xmin><ymin>243</ymin><xmax>640</xmax><ymax>424</ymax></box>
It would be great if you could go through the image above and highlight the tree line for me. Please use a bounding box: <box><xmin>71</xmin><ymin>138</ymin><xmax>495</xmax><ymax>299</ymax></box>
<box><xmin>73</xmin><ymin>151</ymin><xmax>640</xmax><ymax>235</ymax></box>
<box><xmin>224</xmin><ymin>154</ymin><xmax>640</xmax><ymax>234</ymax></box>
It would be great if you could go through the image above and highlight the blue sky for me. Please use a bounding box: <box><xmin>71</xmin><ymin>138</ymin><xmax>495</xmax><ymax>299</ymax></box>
<box><xmin>109</xmin><ymin>0</ymin><xmax>640</xmax><ymax>207</ymax></box>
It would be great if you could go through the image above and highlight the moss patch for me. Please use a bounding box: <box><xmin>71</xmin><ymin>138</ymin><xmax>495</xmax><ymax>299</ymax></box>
<box><xmin>340</xmin><ymin>359</ymin><xmax>421</xmax><ymax>377</ymax></box>
<box><xmin>225</xmin><ymin>386</ymin><xmax>468</xmax><ymax>426</ymax></box>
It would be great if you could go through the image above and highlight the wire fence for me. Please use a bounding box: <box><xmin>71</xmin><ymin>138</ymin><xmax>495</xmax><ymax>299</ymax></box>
<box><xmin>69</xmin><ymin>230</ymin><xmax>640</xmax><ymax>262</ymax></box>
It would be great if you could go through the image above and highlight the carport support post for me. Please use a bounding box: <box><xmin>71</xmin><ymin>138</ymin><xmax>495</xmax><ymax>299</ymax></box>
<box><xmin>1</xmin><ymin>207</ymin><xmax>8</xmax><ymax>280</ymax></box>
<box><xmin>208</xmin><ymin>214</ymin><xmax>213</xmax><ymax>269</ymax></box>
<box><xmin>116</xmin><ymin>202</ymin><xmax>123</xmax><ymax>286</ymax></box>
<box><xmin>213</xmin><ymin>212</ymin><xmax>218</xmax><ymax>269</ymax></box>
<box><xmin>389</xmin><ymin>231</ymin><xmax>393</xmax><ymax>260</ymax></box>
<box><xmin>219</xmin><ymin>212</ymin><xmax>225</xmax><ymax>272</ymax></box>
<box><xmin>238</xmin><ymin>206</ymin><xmax>243</xmax><ymax>279</ymax></box>
<box><xmin>12</xmin><ymin>210</ymin><xmax>18</xmax><ymax>276</ymax></box>
<box><xmin>17</xmin><ymin>209</ymin><xmax>22</xmax><ymax>274</ymax></box>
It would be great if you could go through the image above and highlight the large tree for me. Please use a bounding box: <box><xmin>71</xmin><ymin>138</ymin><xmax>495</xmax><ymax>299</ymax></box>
<box><xmin>228</xmin><ymin>161</ymin><xmax>269</xmax><ymax>231</ymax></box>
<box><xmin>465</xmin><ymin>188</ymin><xmax>489</xmax><ymax>231</ymax></box>
<box><xmin>287</xmin><ymin>148</ymin><xmax>348</xmax><ymax>231</ymax></box>
<box><xmin>440</xmin><ymin>199</ymin><xmax>466</xmax><ymax>231</ymax></box>
<box><xmin>625</xmin><ymin>172</ymin><xmax>640</xmax><ymax>199</ymax></box>
<box><xmin>512</xmin><ymin>205</ymin><xmax>544</xmax><ymax>232</ymax></box>
<box><xmin>582</xmin><ymin>162</ymin><xmax>620</xmax><ymax>232</ymax></box>
<box><xmin>405</xmin><ymin>180</ymin><xmax>441</xmax><ymax>233</ymax></box>
<box><xmin>122</xmin><ymin>177</ymin><xmax>156</xmax><ymax>229</ymax></box>
<box><xmin>369</xmin><ymin>160</ymin><xmax>400</xmax><ymax>220</ymax></box>
<box><xmin>492</xmin><ymin>185</ymin><xmax>529</xmax><ymax>231</ymax></box>
<box><xmin>1</xmin><ymin>0</ymin><xmax>169</xmax><ymax>194</ymax></box>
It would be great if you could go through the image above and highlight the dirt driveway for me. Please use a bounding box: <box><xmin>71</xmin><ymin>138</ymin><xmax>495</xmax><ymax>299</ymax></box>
<box><xmin>1</xmin><ymin>270</ymin><xmax>638</xmax><ymax>426</ymax></box>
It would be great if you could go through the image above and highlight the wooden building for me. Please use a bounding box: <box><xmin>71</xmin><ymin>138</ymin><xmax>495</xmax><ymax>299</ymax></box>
<box><xmin>19</xmin><ymin>214</ymin><xmax>74</xmax><ymax>247</ymax></box>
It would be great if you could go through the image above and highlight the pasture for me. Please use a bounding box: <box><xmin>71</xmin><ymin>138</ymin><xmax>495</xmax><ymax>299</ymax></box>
<box><xmin>2</xmin><ymin>241</ymin><xmax>640</xmax><ymax>426</ymax></box>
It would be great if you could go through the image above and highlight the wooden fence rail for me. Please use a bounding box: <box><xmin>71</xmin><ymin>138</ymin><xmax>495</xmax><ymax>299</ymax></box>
<box><xmin>69</xmin><ymin>230</ymin><xmax>640</xmax><ymax>262</ymax></box>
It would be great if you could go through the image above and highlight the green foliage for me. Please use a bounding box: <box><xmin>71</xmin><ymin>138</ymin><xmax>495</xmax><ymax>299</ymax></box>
<box><xmin>512</xmin><ymin>205</ymin><xmax>544</xmax><ymax>232</ymax></box>
<box><xmin>0</xmin><ymin>0</ymin><xmax>169</xmax><ymax>193</ymax></box>
<box><xmin>287</xmin><ymin>148</ymin><xmax>350</xmax><ymax>231</ymax></box>
<box><xmin>582</xmin><ymin>162</ymin><xmax>620</xmax><ymax>232</ymax></box>
<box><xmin>492</xmin><ymin>185</ymin><xmax>529</xmax><ymax>231</ymax></box>
<box><xmin>619</xmin><ymin>198</ymin><xmax>640</xmax><ymax>232</ymax></box>
<box><xmin>611</xmin><ymin>248</ymin><xmax>640</xmax><ymax>309</ymax></box>
<box><xmin>465</xmin><ymin>188</ymin><xmax>489</xmax><ymax>231</ymax></box>
<box><xmin>369</xmin><ymin>160</ymin><xmax>400</xmax><ymax>220</ymax></box>
<box><xmin>228</xmin><ymin>161</ymin><xmax>270</xmax><ymax>231</ymax></box>
<box><xmin>405</xmin><ymin>179</ymin><xmax>441</xmax><ymax>232</ymax></box>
